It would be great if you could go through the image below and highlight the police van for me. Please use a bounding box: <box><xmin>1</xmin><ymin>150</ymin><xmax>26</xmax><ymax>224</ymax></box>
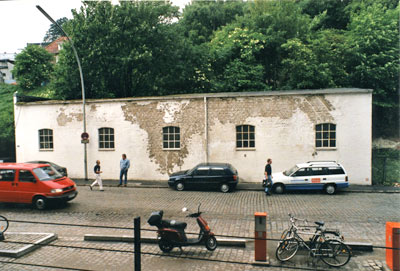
<box><xmin>272</xmin><ymin>161</ymin><xmax>348</xmax><ymax>195</ymax></box>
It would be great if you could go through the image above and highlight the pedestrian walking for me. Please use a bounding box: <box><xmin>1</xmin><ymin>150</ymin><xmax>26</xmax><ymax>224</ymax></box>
<box><xmin>264</xmin><ymin>158</ymin><xmax>273</xmax><ymax>195</ymax></box>
<box><xmin>90</xmin><ymin>160</ymin><xmax>103</xmax><ymax>191</ymax></box>
<box><xmin>118</xmin><ymin>154</ymin><xmax>130</xmax><ymax>187</ymax></box>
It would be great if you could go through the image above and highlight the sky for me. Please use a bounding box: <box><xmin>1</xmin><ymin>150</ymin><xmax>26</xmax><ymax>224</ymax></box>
<box><xmin>0</xmin><ymin>0</ymin><xmax>190</xmax><ymax>54</ymax></box>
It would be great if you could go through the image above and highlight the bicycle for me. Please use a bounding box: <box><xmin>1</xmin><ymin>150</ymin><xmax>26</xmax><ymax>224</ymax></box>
<box><xmin>279</xmin><ymin>214</ymin><xmax>344</xmax><ymax>242</ymax></box>
<box><xmin>276</xmin><ymin>214</ymin><xmax>351</xmax><ymax>267</ymax></box>
<box><xmin>0</xmin><ymin>215</ymin><xmax>9</xmax><ymax>241</ymax></box>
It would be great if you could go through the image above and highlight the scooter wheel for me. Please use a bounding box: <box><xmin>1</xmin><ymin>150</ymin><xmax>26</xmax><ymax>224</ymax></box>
<box><xmin>205</xmin><ymin>236</ymin><xmax>217</xmax><ymax>251</ymax></box>
<box><xmin>159</xmin><ymin>239</ymin><xmax>174</xmax><ymax>252</ymax></box>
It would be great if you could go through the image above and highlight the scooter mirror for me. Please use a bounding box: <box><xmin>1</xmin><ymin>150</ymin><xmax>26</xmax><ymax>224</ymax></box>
<box><xmin>182</xmin><ymin>207</ymin><xmax>188</xmax><ymax>213</ymax></box>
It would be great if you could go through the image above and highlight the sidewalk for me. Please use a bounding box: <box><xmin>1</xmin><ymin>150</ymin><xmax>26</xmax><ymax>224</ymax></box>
<box><xmin>74</xmin><ymin>178</ymin><xmax>400</xmax><ymax>193</ymax></box>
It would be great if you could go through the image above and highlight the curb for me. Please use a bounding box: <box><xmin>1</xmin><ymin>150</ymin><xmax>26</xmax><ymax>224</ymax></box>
<box><xmin>84</xmin><ymin>234</ymin><xmax>247</xmax><ymax>248</ymax></box>
<box><xmin>0</xmin><ymin>232</ymin><xmax>57</xmax><ymax>258</ymax></box>
<box><xmin>346</xmin><ymin>242</ymin><xmax>373</xmax><ymax>252</ymax></box>
<box><xmin>74</xmin><ymin>181</ymin><xmax>400</xmax><ymax>193</ymax></box>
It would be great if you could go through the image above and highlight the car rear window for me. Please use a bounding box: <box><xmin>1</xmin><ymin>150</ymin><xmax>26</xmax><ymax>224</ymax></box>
<box><xmin>327</xmin><ymin>167</ymin><xmax>345</xmax><ymax>175</ymax></box>
<box><xmin>309</xmin><ymin>167</ymin><xmax>327</xmax><ymax>176</ymax></box>
<box><xmin>227</xmin><ymin>164</ymin><xmax>238</xmax><ymax>174</ymax></box>
<box><xmin>210</xmin><ymin>167</ymin><xmax>225</xmax><ymax>176</ymax></box>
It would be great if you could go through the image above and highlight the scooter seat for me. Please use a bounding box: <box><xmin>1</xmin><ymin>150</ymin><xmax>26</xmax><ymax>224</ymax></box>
<box><xmin>161</xmin><ymin>219</ymin><xmax>187</xmax><ymax>230</ymax></box>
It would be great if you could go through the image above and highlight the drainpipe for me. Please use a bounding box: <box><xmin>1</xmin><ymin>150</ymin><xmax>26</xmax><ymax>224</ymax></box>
<box><xmin>204</xmin><ymin>96</ymin><xmax>208</xmax><ymax>163</ymax></box>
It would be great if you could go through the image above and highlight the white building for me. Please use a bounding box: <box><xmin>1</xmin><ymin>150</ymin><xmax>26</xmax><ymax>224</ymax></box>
<box><xmin>0</xmin><ymin>53</ymin><xmax>16</xmax><ymax>84</ymax></box>
<box><xmin>14</xmin><ymin>88</ymin><xmax>372</xmax><ymax>185</ymax></box>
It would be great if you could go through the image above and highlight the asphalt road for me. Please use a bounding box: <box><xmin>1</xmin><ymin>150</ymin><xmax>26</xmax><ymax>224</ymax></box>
<box><xmin>0</xmin><ymin>186</ymin><xmax>399</xmax><ymax>270</ymax></box>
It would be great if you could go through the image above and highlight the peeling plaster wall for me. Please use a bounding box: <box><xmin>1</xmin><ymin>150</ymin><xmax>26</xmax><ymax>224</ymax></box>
<box><xmin>14</xmin><ymin>90</ymin><xmax>372</xmax><ymax>184</ymax></box>
<box><xmin>206</xmin><ymin>94</ymin><xmax>371</xmax><ymax>184</ymax></box>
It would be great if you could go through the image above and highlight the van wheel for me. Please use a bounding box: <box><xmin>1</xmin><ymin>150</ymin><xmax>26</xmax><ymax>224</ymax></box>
<box><xmin>325</xmin><ymin>184</ymin><xmax>336</xmax><ymax>195</ymax></box>
<box><xmin>33</xmin><ymin>196</ymin><xmax>47</xmax><ymax>210</ymax></box>
<box><xmin>220</xmin><ymin>183</ymin><xmax>230</xmax><ymax>193</ymax></box>
<box><xmin>274</xmin><ymin>184</ymin><xmax>285</xmax><ymax>194</ymax></box>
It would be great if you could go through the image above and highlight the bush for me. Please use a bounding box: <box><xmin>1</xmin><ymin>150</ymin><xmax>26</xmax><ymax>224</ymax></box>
<box><xmin>372</xmin><ymin>148</ymin><xmax>400</xmax><ymax>186</ymax></box>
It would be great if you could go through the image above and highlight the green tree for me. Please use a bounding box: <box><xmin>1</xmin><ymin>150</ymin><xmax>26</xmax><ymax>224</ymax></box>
<box><xmin>53</xmin><ymin>1</ymin><xmax>205</xmax><ymax>99</ymax></box>
<box><xmin>209</xmin><ymin>26</ymin><xmax>268</xmax><ymax>92</ymax></box>
<box><xmin>0</xmin><ymin>84</ymin><xmax>17</xmax><ymax>160</ymax></box>
<box><xmin>280</xmin><ymin>29</ymin><xmax>351</xmax><ymax>89</ymax></box>
<box><xmin>346</xmin><ymin>2</ymin><xmax>399</xmax><ymax>136</ymax></box>
<box><xmin>179</xmin><ymin>0</ymin><xmax>247</xmax><ymax>45</ymax></box>
<box><xmin>297</xmin><ymin>0</ymin><xmax>352</xmax><ymax>30</ymax></box>
<box><xmin>12</xmin><ymin>45</ymin><xmax>54</xmax><ymax>90</ymax></box>
<box><xmin>43</xmin><ymin>17</ymin><xmax>69</xmax><ymax>43</ymax></box>
<box><xmin>246</xmin><ymin>0</ymin><xmax>313</xmax><ymax>89</ymax></box>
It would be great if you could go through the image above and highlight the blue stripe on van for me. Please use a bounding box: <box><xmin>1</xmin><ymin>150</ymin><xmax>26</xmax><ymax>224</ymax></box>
<box><xmin>285</xmin><ymin>184</ymin><xmax>324</xmax><ymax>190</ymax></box>
<box><xmin>285</xmin><ymin>182</ymin><xmax>349</xmax><ymax>191</ymax></box>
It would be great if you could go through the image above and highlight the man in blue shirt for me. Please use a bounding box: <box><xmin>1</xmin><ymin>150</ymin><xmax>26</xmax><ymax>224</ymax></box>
<box><xmin>118</xmin><ymin>154</ymin><xmax>130</xmax><ymax>187</ymax></box>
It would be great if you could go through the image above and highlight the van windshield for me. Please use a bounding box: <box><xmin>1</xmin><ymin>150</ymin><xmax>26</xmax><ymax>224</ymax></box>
<box><xmin>284</xmin><ymin>165</ymin><xmax>299</xmax><ymax>176</ymax></box>
<box><xmin>33</xmin><ymin>166</ymin><xmax>63</xmax><ymax>181</ymax></box>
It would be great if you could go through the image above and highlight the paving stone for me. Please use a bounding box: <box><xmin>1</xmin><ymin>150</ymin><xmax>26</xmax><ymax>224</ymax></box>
<box><xmin>0</xmin><ymin>187</ymin><xmax>398</xmax><ymax>270</ymax></box>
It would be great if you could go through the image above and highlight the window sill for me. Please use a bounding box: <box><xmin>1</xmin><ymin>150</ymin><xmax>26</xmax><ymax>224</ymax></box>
<box><xmin>316</xmin><ymin>148</ymin><xmax>337</xmax><ymax>151</ymax></box>
<box><xmin>39</xmin><ymin>149</ymin><xmax>53</xmax><ymax>152</ymax></box>
<box><xmin>163</xmin><ymin>148</ymin><xmax>181</xmax><ymax>151</ymax></box>
<box><xmin>236</xmin><ymin>148</ymin><xmax>256</xmax><ymax>151</ymax></box>
<box><xmin>99</xmin><ymin>148</ymin><xmax>115</xmax><ymax>151</ymax></box>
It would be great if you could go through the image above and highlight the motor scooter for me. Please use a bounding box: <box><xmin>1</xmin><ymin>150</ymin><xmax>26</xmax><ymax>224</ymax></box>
<box><xmin>147</xmin><ymin>204</ymin><xmax>217</xmax><ymax>252</ymax></box>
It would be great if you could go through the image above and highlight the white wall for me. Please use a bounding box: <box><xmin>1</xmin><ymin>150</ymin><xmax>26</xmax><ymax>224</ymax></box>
<box><xmin>14</xmin><ymin>89</ymin><xmax>372</xmax><ymax>185</ymax></box>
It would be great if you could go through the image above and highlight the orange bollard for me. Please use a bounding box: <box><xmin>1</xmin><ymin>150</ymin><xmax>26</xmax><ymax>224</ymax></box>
<box><xmin>386</xmin><ymin>222</ymin><xmax>400</xmax><ymax>271</ymax></box>
<box><xmin>255</xmin><ymin>212</ymin><xmax>267</xmax><ymax>261</ymax></box>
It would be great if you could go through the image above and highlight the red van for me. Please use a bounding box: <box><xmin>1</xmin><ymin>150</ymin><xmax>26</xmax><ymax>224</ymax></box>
<box><xmin>0</xmin><ymin>163</ymin><xmax>78</xmax><ymax>209</ymax></box>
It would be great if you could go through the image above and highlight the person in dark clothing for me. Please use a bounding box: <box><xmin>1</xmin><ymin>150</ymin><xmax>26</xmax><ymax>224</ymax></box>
<box><xmin>90</xmin><ymin>160</ymin><xmax>103</xmax><ymax>191</ymax></box>
<box><xmin>264</xmin><ymin>158</ymin><xmax>273</xmax><ymax>195</ymax></box>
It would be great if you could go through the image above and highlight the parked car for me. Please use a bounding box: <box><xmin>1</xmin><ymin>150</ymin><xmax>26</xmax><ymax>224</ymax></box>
<box><xmin>272</xmin><ymin>161</ymin><xmax>348</xmax><ymax>195</ymax></box>
<box><xmin>0</xmin><ymin>163</ymin><xmax>77</xmax><ymax>209</ymax></box>
<box><xmin>26</xmin><ymin>161</ymin><xmax>67</xmax><ymax>177</ymax></box>
<box><xmin>168</xmin><ymin>163</ymin><xmax>239</xmax><ymax>193</ymax></box>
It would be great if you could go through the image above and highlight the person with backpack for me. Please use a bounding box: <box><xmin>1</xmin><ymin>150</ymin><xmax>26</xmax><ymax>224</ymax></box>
<box><xmin>263</xmin><ymin>158</ymin><xmax>273</xmax><ymax>195</ymax></box>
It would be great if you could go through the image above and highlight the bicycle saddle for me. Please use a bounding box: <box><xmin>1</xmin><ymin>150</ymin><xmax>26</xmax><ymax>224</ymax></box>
<box><xmin>315</xmin><ymin>221</ymin><xmax>325</xmax><ymax>226</ymax></box>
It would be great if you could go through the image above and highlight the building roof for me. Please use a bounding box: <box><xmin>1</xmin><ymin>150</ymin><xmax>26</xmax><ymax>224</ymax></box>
<box><xmin>0</xmin><ymin>53</ymin><xmax>16</xmax><ymax>62</ymax></box>
<box><xmin>15</xmin><ymin>88</ymin><xmax>373</xmax><ymax>106</ymax></box>
<box><xmin>45</xmin><ymin>37</ymin><xmax>68</xmax><ymax>55</ymax></box>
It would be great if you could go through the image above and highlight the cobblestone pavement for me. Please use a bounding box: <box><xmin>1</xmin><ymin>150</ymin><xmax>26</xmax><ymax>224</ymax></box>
<box><xmin>0</xmin><ymin>186</ymin><xmax>399</xmax><ymax>270</ymax></box>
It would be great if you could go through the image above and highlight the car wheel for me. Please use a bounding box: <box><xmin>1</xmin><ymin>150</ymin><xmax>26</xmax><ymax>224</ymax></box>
<box><xmin>220</xmin><ymin>183</ymin><xmax>230</xmax><ymax>193</ymax></box>
<box><xmin>33</xmin><ymin>196</ymin><xmax>47</xmax><ymax>210</ymax></box>
<box><xmin>325</xmin><ymin>184</ymin><xmax>336</xmax><ymax>195</ymax></box>
<box><xmin>175</xmin><ymin>182</ymin><xmax>185</xmax><ymax>191</ymax></box>
<box><xmin>274</xmin><ymin>184</ymin><xmax>285</xmax><ymax>194</ymax></box>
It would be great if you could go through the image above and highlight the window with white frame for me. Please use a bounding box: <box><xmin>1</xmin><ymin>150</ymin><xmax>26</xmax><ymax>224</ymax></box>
<box><xmin>236</xmin><ymin>125</ymin><xmax>255</xmax><ymax>149</ymax></box>
<box><xmin>315</xmin><ymin>123</ymin><xmax>336</xmax><ymax>148</ymax></box>
<box><xmin>99</xmin><ymin>127</ymin><xmax>115</xmax><ymax>149</ymax></box>
<box><xmin>163</xmin><ymin>126</ymin><xmax>180</xmax><ymax>149</ymax></box>
<box><xmin>39</xmin><ymin>129</ymin><xmax>53</xmax><ymax>150</ymax></box>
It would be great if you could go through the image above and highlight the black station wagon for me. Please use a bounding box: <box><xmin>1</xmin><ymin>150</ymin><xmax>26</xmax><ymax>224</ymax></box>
<box><xmin>168</xmin><ymin>163</ymin><xmax>239</xmax><ymax>193</ymax></box>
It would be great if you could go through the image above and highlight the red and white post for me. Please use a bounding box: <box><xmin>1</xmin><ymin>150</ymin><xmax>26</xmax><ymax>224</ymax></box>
<box><xmin>386</xmin><ymin>222</ymin><xmax>400</xmax><ymax>271</ymax></box>
<box><xmin>254</xmin><ymin>212</ymin><xmax>267</xmax><ymax>261</ymax></box>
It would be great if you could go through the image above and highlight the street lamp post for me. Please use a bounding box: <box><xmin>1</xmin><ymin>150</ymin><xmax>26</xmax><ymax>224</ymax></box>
<box><xmin>36</xmin><ymin>5</ymin><xmax>88</xmax><ymax>181</ymax></box>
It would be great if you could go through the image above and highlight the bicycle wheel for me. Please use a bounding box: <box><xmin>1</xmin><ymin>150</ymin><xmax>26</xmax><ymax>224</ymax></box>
<box><xmin>276</xmin><ymin>238</ymin><xmax>299</xmax><ymax>261</ymax></box>
<box><xmin>0</xmin><ymin>215</ymin><xmax>8</xmax><ymax>233</ymax></box>
<box><xmin>319</xmin><ymin>240</ymin><xmax>351</xmax><ymax>267</ymax></box>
